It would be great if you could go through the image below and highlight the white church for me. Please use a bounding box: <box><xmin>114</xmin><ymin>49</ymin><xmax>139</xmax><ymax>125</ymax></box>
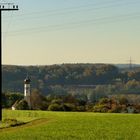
<box><xmin>12</xmin><ymin>75</ymin><xmax>31</xmax><ymax>110</ymax></box>
<box><xmin>24</xmin><ymin>75</ymin><xmax>31</xmax><ymax>109</ymax></box>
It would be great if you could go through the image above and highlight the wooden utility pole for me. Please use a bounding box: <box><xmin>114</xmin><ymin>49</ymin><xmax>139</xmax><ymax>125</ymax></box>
<box><xmin>0</xmin><ymin>3</ymin><xmax>19</xmax><ymax>121</ymax></box>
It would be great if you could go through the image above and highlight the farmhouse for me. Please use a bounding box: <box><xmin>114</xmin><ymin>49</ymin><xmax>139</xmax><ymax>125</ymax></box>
<box><xmin>126</xmin><ymin>104</ymin><xmax>135</xmax><ymax>113</ymax></box>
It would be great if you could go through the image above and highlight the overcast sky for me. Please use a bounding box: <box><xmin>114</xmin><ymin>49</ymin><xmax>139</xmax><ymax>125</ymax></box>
<box><xmin>2</xmin><ymin>0</ymin><xmax>140</xmax><ymax>65</ymax></box>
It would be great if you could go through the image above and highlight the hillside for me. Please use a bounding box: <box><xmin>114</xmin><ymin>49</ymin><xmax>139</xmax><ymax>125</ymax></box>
<box><xmin>2</xmin><ymin>64</ymin><xmax>118</xmax><ymax>92</ymax></box>
<box><xmin>2</xmin><ymin>64</ymin><xmax>140</xmax><ymax>94</ymax></box>
<box><xmin>115</xmin><ymin>64</ymin><xmax>140</xmax><ymax>69</ymax></box>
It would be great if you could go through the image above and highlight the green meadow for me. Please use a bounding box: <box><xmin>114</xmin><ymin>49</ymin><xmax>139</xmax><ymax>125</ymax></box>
<box><xmin>0</xmin><ymin>110</ymin><xmax>140</xmax><ymax>140</ymax></box>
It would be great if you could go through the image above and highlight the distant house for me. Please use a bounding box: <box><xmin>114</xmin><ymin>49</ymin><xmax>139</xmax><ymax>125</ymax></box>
<box><xmin>126</xmin><ymin>104</ymin><xmax>135</xmax><ymax>113</ymax></box>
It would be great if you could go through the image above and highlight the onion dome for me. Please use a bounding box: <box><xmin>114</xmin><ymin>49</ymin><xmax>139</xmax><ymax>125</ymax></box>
<box><xmin>24</xmin><ymin>75</ymin><xmax>31</xmax><ymax>84</ymax></box>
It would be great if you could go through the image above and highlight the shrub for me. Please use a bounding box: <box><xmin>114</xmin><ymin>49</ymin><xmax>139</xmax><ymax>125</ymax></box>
<box><xmin>51</xmin><ymin>99</ymin><xmax>63</xmax><ymax>105</ymax></box>
<box><xmin>93</xmin><ymin>104</ymin><xmax>109</xmax><ymax>113</ymax></box>
<box><xmin>16</xmin><ymin>99</ymin><xmax>29</xmax><ymax>110</ymax></box>
<box><xmin>76</xmin><ymin>106</ymin><xmax>86</xmax><ymax>112</ymax></box>
<box><xmin>63</xmin><ymin>103</ymin><xmax>76</xmax><ymax>111</ymax></box>
<box><xmin>108</xmin><ymin>105</ymin><xmax>123</xmax><ymax>113</ymax></box>
<box><xmin>99</xmin><ymin>98</ymin><xmax>110</xmax><ymax>104</ymax></box>
<box><xmin>31</xmin><ymin>89</ymin><xmax>47</xmax><ymax>110</ymax></box>
<box><xmin>85</xmin><ymin>104</ymin><xmax>94</xmax><ymax>112</ymax></box>
<box><xmin>48</xmin><ymin>103</ymin><xmax>63</xmax><ymax>111</ymax></box>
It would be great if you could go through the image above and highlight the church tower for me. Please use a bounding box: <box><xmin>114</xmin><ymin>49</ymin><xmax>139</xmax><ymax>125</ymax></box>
<box><xmin>24</xmin><ymin>75</ymin><xmax>31</xmax><ymax>109</ymax></box>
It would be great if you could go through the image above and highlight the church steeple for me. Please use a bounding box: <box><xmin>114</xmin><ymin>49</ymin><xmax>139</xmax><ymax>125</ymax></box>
<box><xmin>24</xmin><ymin>75</ymin><xmax>31</xmax><ymax>84</ymax></box>
<box><xmin>24</xmin><ymin>75</ymin><xmax>31</xmax><ymax>109</ymax></box>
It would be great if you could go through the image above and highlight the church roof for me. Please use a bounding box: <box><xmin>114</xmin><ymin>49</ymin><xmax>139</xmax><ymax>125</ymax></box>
<box><xmin>12</xmin><ymin>100</ymin><xmax>19</xmax><ymax>108</ymax></box>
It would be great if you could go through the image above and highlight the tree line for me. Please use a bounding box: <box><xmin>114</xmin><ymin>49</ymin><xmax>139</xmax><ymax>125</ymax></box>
<box><xmin>2</xmin><ymin>64</ymin><xmax>140</xmax><ymax>93</ymax></box>
<box><xmin>2</xmin><ymin>89</ymin><xmax>140</xmax><ymax>113</ymax></box>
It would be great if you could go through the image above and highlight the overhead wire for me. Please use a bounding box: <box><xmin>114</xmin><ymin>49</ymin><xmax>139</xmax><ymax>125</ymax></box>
<box><xmin>2</xmin><ymin>11</ymin><xmax>14</xmax><ymax>45</ymax></box>
<box><xmin>3</xmin><ymin>0</ymin><xmax>122</xmax><ymax>18</ymax></box>
<box><xmin>4</xmin><ymin>0</ymin><xmax>139</xmax><ymax>20</ymax></box>
<box><xmin>2</xmin><ymin>0</ymin><xmax>140</xmax><ymax>36</ymax></box>
<box><xmin>4</xmin><ymin>12</ymin><xmax>140</xmax><ymax>36</ymax></box>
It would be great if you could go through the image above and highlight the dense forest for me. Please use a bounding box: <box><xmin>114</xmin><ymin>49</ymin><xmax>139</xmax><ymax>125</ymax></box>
<box><xmin>2</xmin><ymin>64</ymin><xmax>140</xmax><ymax>95</ymax></box>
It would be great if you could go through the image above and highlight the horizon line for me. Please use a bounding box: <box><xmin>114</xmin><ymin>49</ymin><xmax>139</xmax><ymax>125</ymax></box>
<box><xmin>2</xmin><ymin>62</ymin><xmax>140</xmax><ymax>67</ymax></box>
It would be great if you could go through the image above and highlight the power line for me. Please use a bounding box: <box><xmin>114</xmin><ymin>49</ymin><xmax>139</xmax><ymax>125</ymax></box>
<box><xmin>2</xmin><ymin>0</ymin><xmax>140</xmax><ymax>38</ymax></box>
<box><xmin>3</xmin><ymin>11</ymin><xmax>14</xmax><ymax>47</ymax></box>
<box><xmin>4</xmin><ymin>0</ymin><xmax>140</xmax><ymax>20</ymax></box>
<box><xmin>4</xmin><ymin>12</ymin><xmax>140</xmax><ymax>36</ymax></box>
<box><xmin>2</xmin><ymin>0</ymin><xmax>140</xmax><ymax>37</ymax></box>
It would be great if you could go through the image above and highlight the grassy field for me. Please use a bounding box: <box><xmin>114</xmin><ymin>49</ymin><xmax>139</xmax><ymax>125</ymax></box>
<box><xmin>0</xmin><ymin>110</ymin><xmax>140</xmax><ymax>140</ymax></box>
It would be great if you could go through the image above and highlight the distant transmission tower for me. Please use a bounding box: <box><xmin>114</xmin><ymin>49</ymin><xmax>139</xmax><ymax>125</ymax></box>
<box><xmin>127</xmin><ymin>57</ymin><xmax>134</xmax><ymax>71</ymax></box>
<box><xmin>0</xmin><ymin>3</ymin><xmax>19</xmax><ymax>121</ymax></box>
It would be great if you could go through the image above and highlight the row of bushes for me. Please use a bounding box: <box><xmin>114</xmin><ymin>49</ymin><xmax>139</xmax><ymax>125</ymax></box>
<box><xmin>10</xmin><ymin>89</ymin><xmax>140</xmax><ymax>113</ymax></box>
<box><xmin>15</xmin><ymin>98</ymin><xmax>140</xmax><ymax>113</ymax></box>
